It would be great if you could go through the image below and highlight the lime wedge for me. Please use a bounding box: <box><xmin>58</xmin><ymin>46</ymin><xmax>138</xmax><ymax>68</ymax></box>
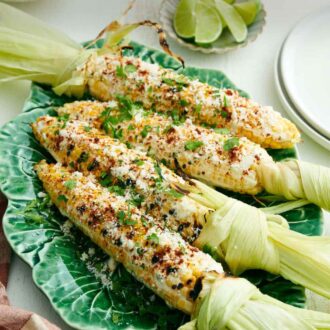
<box><xmin>214</xmin><ymin>0</ymin><xmax>248</xmax><ymax>43</ymax></box>
<box><xmin>223</xmin><ymin>0</ymin><xmax>234</xmax><ymax>3</ymax></box>
<box><xmin>174</xmin><ymin>0</ymin><xmax>197</xmax><ymax>39</ymax></box>
<box><xmin>195</xmin><ymin>0</ymin><xmax>222</xmax><ymax>44</ymax></box>
<box><xmin>234</xmin><ymin>0</ymin><xmax>261</xmax><ymax>25</ymax></box>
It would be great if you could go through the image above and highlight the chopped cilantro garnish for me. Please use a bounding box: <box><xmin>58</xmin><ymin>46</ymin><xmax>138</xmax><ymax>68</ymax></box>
<box><xmin>130</xmin><ymin>193</ymin><xmax>144</xmax><ymax>207</ymax></box>
<box><xmin>18</xmin><ymin>194</ymin><xmax>53</xmax><ymax>224</ymax></box>
<box><xmin>220</xmin><ymin>110</ymin><xmax>228</xmax><ymax>118</ymax></box>
<box><xmin>64</xmin><ymin>180</ymin><xmax>76</xmax><ymax>190</ymax></box>
<box><xmin>136</xmin><ymin>247</ymin><xmax>144</xmax><ymax>255</ymax></box>
<box><xmin>116</xmin><ymin>65</ymin><xmax>126</xmax><ymax>78</ymax></box>
<box><xmin>84</xmin><ymin>126</ymin><xmax>91</xmax><ymax>132</ymax></box>
<box><xmin>162</xmin><ymin>77</ymin><xmax>189</xmax><ymax>91</ymax></box>
<box><xmin>117</xmin><ymin>210</ymin><xmax>126</xmax><ymax>223</ymax></box>
<box><xmin>125</xmin><ymin>64</ymin><xmax>137</xmax><ymax>73</ymax></box>
<box><xmin>195</xmin><ymin>104</ymin><xmax>202</xmax><ymax>114</ymax></box>
<box><xmin>134</xmin><ymin>159</ymin><xmax>145</xmax><ymax>166</ymax></box>
<box><xmin>214</xmin><ymin>128</ymin><xmax>230</xmax><ymax>135</ymax></box>
<box><xmin>99</xmin><ymin>172</ymin><xmax>113</xmax><ymax>187</ymax></box>
<box><xmin>147</xmin><ymin>233</ymin><xmax>159</xmax><ymax>244</ymax></box>
<box><xmin>160</xmin><ymin>159</ymin><xmax>167</xmax><ymax>166</ymax></box>
<box><xmin>69</xmin><ymin>161</ymin><xmax>75</xmax><ymax>168</ymax></box>
<box><xmin>223</xmin><ymin>95</ymin><xmax>228</xmax><ymax>107</ymax></box>
<box><xmin>58</xmin><ymin>113</ymin><xmax>70</xmax><ymax>128</ymax></box>
<box><xmin>116</xmin><ymin>95</ymin><xmax>133</xmax><ymax>113</ymax></box>
<box><xmin>167</xmin><ymin>189</ymin><xmax>184</xmax><ymax>198</ymax></box>
<box><xmin>154</xmin><ymin>162</ymin><xmax>163</xmax><ymax>179</ymax></box>
<box><xmin>57</xmin><ymin>195</ymin><xmax>68</xmax><ymax>202</ymax></box>
<box><xmin>162</xmin><ymin>77</ymin><xmax>175</xmax><ymax>86</ymax></box>
<box><xmin>179</xmin><ymin>99</ymin><xmax>189</xmax><ymax>107</ymax></box>
<box><xmin>141</xmin><ymin>125</ymin><xmax>152</xmax><ymax>138</ymax></box>
<box><xmin>224</xmin><ymin>137</ymin><xmax>240</xmax><ymax>151</ymax></box>
<box><xmin>113</xmin><ymin>127</ymin><xmax>123</xmax><ymax>140</ymax></box>
<box><xmin>171</xmin><ymin>109</ymin><xmax>185</xmax><ymax>125</ymax></box>
<box><xmin>141</xmin><ymin>216</ymin><xmax>148</xmax><ymax>227</ymax></box>
<box><xmin>108</xmin><ymin>185</ymin><xmax>125</xmax><ymax>196</ymax></box>
<box><xmin>77</xmin><ymin>151</ymin><xmax>89</xmax><ymax>163</ymax></box>
<box><xmin>128</xmin><ymin>124</ymin><xmax>135</xmax><ymax>131</ymax></box>
<box><xmin>153</xmin><ymin>162</ymin><xmax>164</xmax><ymax>190</ymax></box>
<box><xmin>162</xmin><ymin>125</ymin><xmax>173</xmax><ymax>134</ymax></box>
<box><xmin>184</xmin><ymin>140</ymin><xmax>204</xmax><ymax>151</ymax></box>
<box><xmin>58</xmin><ymin>113</ymin><xmax>69</xmax><ymax>122</ymax></box>
<box><xmin>87</xmin><ymin>160</ymin><xmax>99</xmax><ymax>171</ymax></box>
<box><xmin>117</xmin><ymin>209</ymin><xmax>136</xmax><ymax>226</ymax></box>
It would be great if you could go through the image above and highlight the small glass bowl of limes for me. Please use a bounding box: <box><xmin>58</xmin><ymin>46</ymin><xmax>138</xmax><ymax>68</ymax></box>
<box><xmin>160</xmin><ymin>0</ymin><xmax>266</xmax><ymax>54</ymax></box>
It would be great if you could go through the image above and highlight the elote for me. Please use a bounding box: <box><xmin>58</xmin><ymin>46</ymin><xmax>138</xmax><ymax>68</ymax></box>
<box><xmin>0</xmin><ymin>3</ymin><xmax>300</xmax><ymax>149</ymax></box>
<box><xmin>57</xmin><ymin>100</ymin><xmax>330</xmax><ymax>211</ymax></box>
<box><xmin>35</xmin><ymin>160</ymin><xmax>330</xmax><ymax>330</ymax></box>
<box><xmin>32</xmin><ymin>115</ymin><xmax>330</xmax><ymax>298</ymax></box>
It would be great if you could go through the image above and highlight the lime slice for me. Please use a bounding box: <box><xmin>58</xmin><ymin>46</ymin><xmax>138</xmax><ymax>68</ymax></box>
<box><xmin>234</xmin><ymin>0</ymin><xmax>261</xmax><ymax>25</ymax></box>
<box><xmin>174</xmin><ymin>0</ymin><xmax>197</xmax><ymax>39</ymax></box>
<box><xmin>223</xmin><ymin>0</ymin><xmax>235</xmax><ymax>3</ymax></box>
<box><xmin>214</xmin><ymin>0</ymin><xmax>248</xmax><ymax>42</ymax></box>
<box><xmin>195</xmin><ymin>0</ymin><xmax>222</xmax><ymax>44</ymax></box>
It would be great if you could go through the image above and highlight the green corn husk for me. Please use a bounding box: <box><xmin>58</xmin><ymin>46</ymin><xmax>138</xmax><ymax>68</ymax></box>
<box><xmin>183</xmin><ymin>179</ymin><xmax>330</xmax><ymax>299</ymax></box>
<box><xmin>259</xmin><ymin>159</ymin><xmax>330</xmax><ymax>211</ymax></box>
<box><xmin>180</xmin><ymin>277</ymin><xmax>330</xmax><ymax>330</ymax></box>
<box><xmin>0</xmin><ymin>3</ymin><xmax>93</xmax><ymax>97</ymax></box>
<box><xmin>0</xmin><ymin>3</ymin><xmax>183</xmax><ymax>97</ymax></box>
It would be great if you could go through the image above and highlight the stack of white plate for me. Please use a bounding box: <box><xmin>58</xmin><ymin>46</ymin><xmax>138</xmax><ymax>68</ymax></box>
<box><xmin>274</xmin><ymin>7</ymin><xmax>330</xmax><ymax>151</ymax></box>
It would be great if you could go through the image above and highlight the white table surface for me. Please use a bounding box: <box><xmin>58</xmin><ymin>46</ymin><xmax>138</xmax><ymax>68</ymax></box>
<box><xmin>0</xmin><ymin>0</ymin><xmax>329</xmax><ymax>328</ymax></box>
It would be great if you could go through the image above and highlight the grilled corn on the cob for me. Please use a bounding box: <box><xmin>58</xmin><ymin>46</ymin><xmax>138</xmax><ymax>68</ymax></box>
<box><xmin>80</xmin><ymin>53</ymin><xmax>300</xmax><ymax>149</ymax></box>
<box><xmin>35</xmin><ymin>160</ymin><xmax>330</xmax><ymax>330</ymax></box>
<box><xmin>58</xmin><ymin>100</ymin><xmax>330</xmax><ymax>211</ymax></box>
<box><xmin>0</xmin><ymin>4</ymin><xmax>299</xmax><ymax>149</ymax></box>
<box><xmin>33</xmin><ymin>116</ymin><xmax>330</xmax><ymax>298</ymax></box>
<box><xmin>58</xmin><ymin>100</ymin><xmax>272</xmax><ymax>195</ymax></box>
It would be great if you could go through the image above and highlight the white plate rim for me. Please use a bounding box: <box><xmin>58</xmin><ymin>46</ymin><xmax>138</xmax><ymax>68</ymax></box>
<box><xmin>279</xmin><ymin>6</ymin><xmax>330</xmax><ymax>139</ymax></box>
<box><xmin>274</xmin><ymin>45</ymin><xmax>330</xmax><ymax>151</ymax></box>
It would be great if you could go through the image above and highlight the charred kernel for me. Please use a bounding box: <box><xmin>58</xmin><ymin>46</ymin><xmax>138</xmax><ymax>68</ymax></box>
<box><xmin>177</xmin><ymin>283</ymin><xmax>183</xmax><ymax>290</ymax></box>
<box><xmin>77</xmin><ymin>151</ymin><xmax>89</xmax><ymax>163</ymax></box>
<box><xmin>186</xmin><ymin>279</ymin><xmax>193</xmax><ymax>285</ymax></box>
<box><xmin>101</xmin><ymin>228</ymin><xmax>108</xmax><ymax>236</ymax></box>
<box><xmin>178</xmin><ymin>224</ymin><xmax>184</xmax><ymax>232</ymax></box>
<box><xmin>166</xmin><ymin>266</ymin><xmax>177</xmax><ymax>275</ymax></box>
<box><xmin>66</xmin><ymin>144</ymin><xmax>75</xmax><ymax>156</ymax></box>
<box><xmin>148</xmin><ymin>203</ymin><xmax>155</xmax><ymax>210</ymax></box>
<box><xmin>169</xmin><ymin>209</ymin><xmax>175</xmax><ymax>215</ymax></box>
<box><xmin>189</xmin><ymin>277</ymin><xmax>203</xmax><ymax>300</ymax></box>
<box><xmin>151</xmin><ymin>254</ymin><xmax>160</xmax><ymax>264</ymax></box>
<box><xmin>87</xmin><ymin>159</ymin><xmax>99</xmax><ymax>171</ymax></box>
<box><xmin>76</xmin><ymin>204</ymin><xmax>87</xmax><ymax>214</ymax></box>
<box><xmin>114</xmin><ymin>238</ymin><xmax>122</xmax><ymax>246</ymax></box>
<box><xmin>126</xmin><ymin>178</ymin><xmax>133</xmax><ymax>186</ymax></box>
<box><xmin>172</xmin><ymin>284</ymin><xmax>177</xmax><ymax>289</ymax></box>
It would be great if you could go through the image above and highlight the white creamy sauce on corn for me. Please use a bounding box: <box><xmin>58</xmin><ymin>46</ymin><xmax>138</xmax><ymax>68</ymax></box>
<box><xmin>56</xmin><ymin>101</ymin><xmax>273</xmax><ymax>194</ymax></box>
<box><xmin>36</xmin><ymin>160</ymin><xmax>225</xmax><ymax>313</ymax></box>
<box><xmin>80</xmin><ymin>54</ymin><xmax>300</xmax><ymax>149</ymax></box>
<box><xmin>33</xmin><ymin>116</ymin><xmax>211</xmax><ymax>243</ymax></box>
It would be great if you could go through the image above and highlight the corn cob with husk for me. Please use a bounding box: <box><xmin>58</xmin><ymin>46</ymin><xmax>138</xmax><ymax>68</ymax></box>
<box><xmin>35</xmin><ymin>160</ymin><xmax>330</xmax><ymax>330</ymax></box>
<box><xmin>0</xmin><ymin>3</ymin><xmax>299</xmax><ymax>149</ymax></box>
<box><xmin>57</xmin><ymin>100</ymin><xmax>330</xmax><ymax>211</ymax></box>
<box><xmin>32</xmin><ymin>115</ymin><xmax>330</xmax><ymax>298</ymax></box>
